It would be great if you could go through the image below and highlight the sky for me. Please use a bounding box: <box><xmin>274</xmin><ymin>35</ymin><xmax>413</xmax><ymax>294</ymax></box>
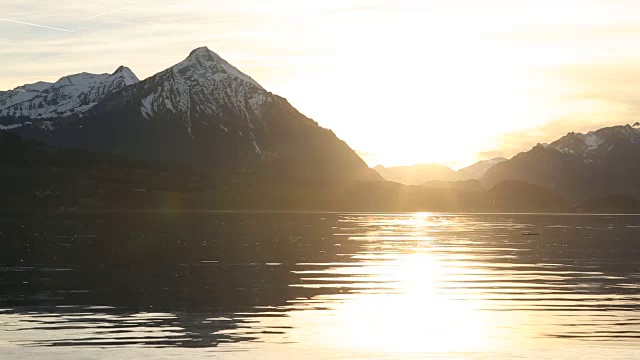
<box><xmin>2</xmin><ymin>0</ymin><xmax>640</xmax><ymax>168</ymax></box>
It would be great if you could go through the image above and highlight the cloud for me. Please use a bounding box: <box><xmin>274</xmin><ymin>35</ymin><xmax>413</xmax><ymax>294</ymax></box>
<box><xmin>80</xmin><ymin>5</ymin><xmax>138</xmax><ymax>21</ymax></box>
<box><xmin>0</xmin><ymin>17</ymin><xmax>74</xmax><ymax>32</ymax></box>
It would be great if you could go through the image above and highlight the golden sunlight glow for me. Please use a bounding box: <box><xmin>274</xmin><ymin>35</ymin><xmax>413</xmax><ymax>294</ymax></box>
<box><xmin>282</xmin><ymin>214</ymin><xmax>531</xmax><ymax>356</ymax></box>
<box><xmin>331</xmin><ymin>253</ymin><xmax>491</xmax><ymax>354</ymax></box>
<box><xmin>259</xmin><ymin>0</ymin><xmax>635</xmax><ymax>167</ymax></box>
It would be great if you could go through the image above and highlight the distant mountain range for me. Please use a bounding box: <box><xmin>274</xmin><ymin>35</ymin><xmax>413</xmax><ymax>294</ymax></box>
<box><xmin>374</xmin><ymin>157</ymin><xmax>506</xmax><ymax>185</ymax></box>
<box><xmin>1</xmin><ymin>47</ymin><xmax>378</xmax><ymax>182</ymax></box>
<box><xmin>375</xmin><ymin>124</ymin><xmax>640</xmax><ymax>203</ymax></box>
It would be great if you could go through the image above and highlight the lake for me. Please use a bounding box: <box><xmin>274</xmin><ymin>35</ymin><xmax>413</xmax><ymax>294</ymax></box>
<box><xmin>1</xmin><ymin>212</ymin><xmax>639</xmax><ymax>359</ymax></box>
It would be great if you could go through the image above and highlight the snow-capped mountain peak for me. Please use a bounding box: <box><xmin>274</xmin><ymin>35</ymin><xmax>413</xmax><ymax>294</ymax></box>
<box><xmin>0</xmin><ymin>66</ymin><xmax>140</xmax><ymax>121</ymax></box>
<box><xmin>129</xmin><ymin>47</ymin><xmax>271</xmax><ymax>129</ymax></box>
<box><xmin>173</xmin><ymin>46</ymin><xmax>264</xmax><ymax>90</ymax></box>
<box><xmin>112</xmin><ymin>65</ymin><xmax>139</xmax><ymax>86</ymax></box>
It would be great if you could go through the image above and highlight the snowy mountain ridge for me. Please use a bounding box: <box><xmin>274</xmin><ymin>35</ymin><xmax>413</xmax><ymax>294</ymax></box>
<box><xmin>0</xmin><ymin>66</ymin><xmax>139</xmax><ymax>121</ymax></box>
<box><xmin>481</xmin><ymin>123</ymin><xmax>640</xmax><ymax>200</ymax></box>
<box><xmin>549</xmin><ymin>124</ymin><xmax>640</xmax><ymax>159</ymax></box>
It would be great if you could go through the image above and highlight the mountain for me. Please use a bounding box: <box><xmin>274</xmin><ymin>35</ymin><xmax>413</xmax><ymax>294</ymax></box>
<box><xmin>5</xmin><ymin>47</ymin><xmax>378</xmax><ymax>182</ymax></box>
<box><xmin>457</xmin><ymin>157</ymin><xmax>506</xmax><ymax>179</ymax></box>
<box><xmin>0</xmin><ymin>66</ymin><xmax>139</xmax><ymax>123</ymax></box>
<box><xmin>482</xmin><ymin>124</ymin><xmax>640</xmax><ymax>200</ymax></box>
<box><xmin>484</xmin><ymin>180</ymin><xmax>567</xmax><ymax>212</ymax></box>
<box><xmin>373</xmin><ymin>164</ymin><xmax>457</xmax><ymax>185</ymax></box>
<box><xmin>576</xmin><ymin>195</ymin><xmax>640</xmax><ymax>214</ymax></box>
<box><xmin>1</xmin><ymin>130</ymin><xmax>630</xmax><ymax>213</ymax></box>
<box><xmin>374</xmin><ymin>157</ymin><xmax>506</xmax><ymax>185</ymax></box>
<box><xmin>420</xmin><ymin>179</ymin><xmax>483</xmax><ymax>191</ymax></box>
<box><xmin>0</xmin><ymin>131</ymin><xmax>563</xmax><ymax>212</ymax></box>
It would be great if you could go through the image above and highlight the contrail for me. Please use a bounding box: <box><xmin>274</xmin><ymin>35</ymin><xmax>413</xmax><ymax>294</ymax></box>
<box><xmin>81</xmin><ymin>5</ymin><xmax>137</xmax><ymax>21</ymax></box>
<box><xmin>0</xmin><ymin>17</ymin><xmax>74</xmax><ymax>32</ymax></box>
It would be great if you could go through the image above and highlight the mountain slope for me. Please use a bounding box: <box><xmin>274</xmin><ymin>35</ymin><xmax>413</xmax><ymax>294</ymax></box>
<box><xmin>482</xmin><ymin>124</ymin><xmax>640</xmax><ymax>199</ymax></box>
<box><xmin>457</xmin><ymin>157</ymin><xmax>506</xmax><ymax>179</ymax></box>
<box><xmin>8</xmin><ymin>47</ymin><xmax>378</xmax><ymax>182</ymax></box>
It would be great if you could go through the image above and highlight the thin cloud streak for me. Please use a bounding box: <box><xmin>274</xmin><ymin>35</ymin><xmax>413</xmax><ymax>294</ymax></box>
<box><xmin>0</xmin><ymin>17</ymin><xmax>74</xmax><ymax>33</ymax></box>
<box><xmin>80</xmin><ymin>5</ymin><xmax>138</xmax><ymax>21</ymax></box>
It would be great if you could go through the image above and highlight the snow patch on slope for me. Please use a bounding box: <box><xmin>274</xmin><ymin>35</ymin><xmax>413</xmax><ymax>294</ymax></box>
<box><xmin>0</xmin><ymin>123</ymin><xmax>22</xmax><ymax>130</ymax></box>
<box><xmin>140</xmin><ymin>93</ymin><xmax>155</xmax><ymax>119</ymax></box>
<box><xmin>253</xmin><ymin>141</ymin><xmax>262</xmax><ymax>154</ymax></box>
<box><xmin>584</xmin><ymin>132</ymin><xmax>604</xmax><ymax>149</ymax></box>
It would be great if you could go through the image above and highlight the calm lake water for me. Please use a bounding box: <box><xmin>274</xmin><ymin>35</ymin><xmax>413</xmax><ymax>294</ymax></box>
<box><xmin>1</xmin><ymin>212</ymin><xmax>640</xmax><ymax>359</ymax></box>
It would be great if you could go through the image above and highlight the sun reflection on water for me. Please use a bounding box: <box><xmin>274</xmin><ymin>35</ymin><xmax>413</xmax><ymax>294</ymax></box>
<box><xmin>331</xmin><ymin>258</ymin><xmax>492</xmax><ymax>354</ymax></box>
<box><xmin>288</xmin><ymin>213</ymin><xmax>509</xmax><ymax>356</ymax></box>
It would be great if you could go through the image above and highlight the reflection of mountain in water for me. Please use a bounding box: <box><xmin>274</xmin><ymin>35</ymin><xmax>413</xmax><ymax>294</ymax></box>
<box><xmin>1</xmin><ymin>213</ymin><xmax>640</xmax><ymax>348</ymax></box>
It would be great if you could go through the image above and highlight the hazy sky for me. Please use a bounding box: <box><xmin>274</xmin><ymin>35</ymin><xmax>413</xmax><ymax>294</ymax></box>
<box><xmin>2</xmin><ymin>0</ymin><xmax>640</xmax><ymax>167</ymax></box>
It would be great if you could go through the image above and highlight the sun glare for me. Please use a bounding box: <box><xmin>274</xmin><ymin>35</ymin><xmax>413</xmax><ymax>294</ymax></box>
<box><xmin>283</xmin><ymin>214</ymin><xmax>508</xmax><ymax>356</ymax></box>
<box><xmin>266</xmin><ymin>8</ymin><xmax>573</xmax><ymax>168</ymax></box>
<box><xmin>333</xmin><ymin>254</ymin><xmax>491</xmax><ymax>355</ymax></box>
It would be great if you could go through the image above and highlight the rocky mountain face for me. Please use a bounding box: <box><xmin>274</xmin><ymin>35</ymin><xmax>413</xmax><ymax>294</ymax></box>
<box><xmin>482</xmin><ymin>124</ymin><xmax>640</xmax><ymax>200</ymax></box>
<box><xmin>4</xmin><ymin>47</ymin><xmax>378</xmax><ymax>182</ymax></box>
